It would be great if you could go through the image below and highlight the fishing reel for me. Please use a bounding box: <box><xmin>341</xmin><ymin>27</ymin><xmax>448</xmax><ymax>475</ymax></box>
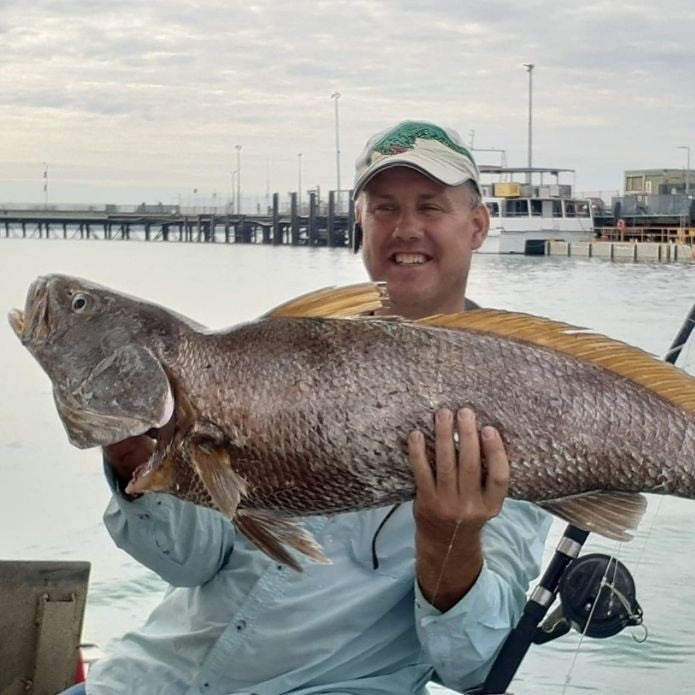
<box><xmin>533</xmin><ymin>553</ymin><xmax>644</xmax><ymax>644</ymax></box>
<box><xmin>464</xmin><ymin>534</ymin><xmax>647</xmax><ymax>695</ymax></box>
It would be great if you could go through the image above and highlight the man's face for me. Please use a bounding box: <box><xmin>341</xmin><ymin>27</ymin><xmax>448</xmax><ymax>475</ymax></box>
<box><xmin>357</xmin><ymin>167</ymin><xmax>489</xmax><ymax>319</ymax></box>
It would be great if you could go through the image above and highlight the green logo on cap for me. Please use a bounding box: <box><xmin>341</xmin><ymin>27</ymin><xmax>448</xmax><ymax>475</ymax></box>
<box><xmin>372</xmin><ymin>122</ymin><xmax>473</xmax><ymax>161</ymax></box>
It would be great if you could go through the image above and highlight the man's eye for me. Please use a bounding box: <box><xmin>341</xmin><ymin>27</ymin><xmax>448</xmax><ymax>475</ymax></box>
<box><xmin>374</xmin><ymin>205</ymin><xmax>396</xmax><ymax>213</ymax></box>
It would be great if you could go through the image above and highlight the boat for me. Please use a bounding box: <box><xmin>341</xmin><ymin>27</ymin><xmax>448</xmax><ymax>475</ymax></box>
<box><xmin>477</xmin><ymin>166</ymin><xmax>595</xmax><ymax>254</ymax></box>
<box><xmin>0</xmin><ymin>560</ymin><xmax>94</xmax><ymax>694</ymax></box>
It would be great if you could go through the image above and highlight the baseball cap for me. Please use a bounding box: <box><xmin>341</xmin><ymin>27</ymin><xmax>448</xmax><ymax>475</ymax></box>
<box><xmin>352</xmin><ymin>120</ymin><xmax>481</xmax><ymax>199</ymax></box>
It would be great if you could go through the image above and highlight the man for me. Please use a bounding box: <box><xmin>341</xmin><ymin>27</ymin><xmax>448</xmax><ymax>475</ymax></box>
<box><xmin>66</xmin><ymin>120</ymin><xmax>550</xmax><ymax>695</ymax></box>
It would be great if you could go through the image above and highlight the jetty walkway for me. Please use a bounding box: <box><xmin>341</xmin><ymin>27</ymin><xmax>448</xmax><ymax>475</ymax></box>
<box><xmin>1</xmin><ymin>191</ymin><xmax>356</xmax><ymax>248</ymax></box>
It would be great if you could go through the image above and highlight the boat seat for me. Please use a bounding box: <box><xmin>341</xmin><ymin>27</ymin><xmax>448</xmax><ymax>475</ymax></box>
<box><xmin>0</xmin><ymin>560</ymin><xmax>90</xmax><ymax>695</ymax></box>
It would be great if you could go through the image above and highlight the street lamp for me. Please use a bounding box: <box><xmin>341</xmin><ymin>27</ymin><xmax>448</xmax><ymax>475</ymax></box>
<box><xmin>230</xmin><ymin>171</ymin><xmax>237</xmax><ymax>213</ymax></box>
<box><xmin>330</xmin><ymin>91</ymin><xmax>341</xmax><ymax>212</ymax></box>
<box><xmin>235</xmin><ymin>144</ymin><xmax>242</xmax><ymax>214</ymax></box>
<box><xmin>522</xmin><ymin>64</ymin><xmax>534</xmax><ymax>184</ymax></box>
<box><xmin>677</xmin><ymin>145</ymin><xmax>691</xmax><ymax>196</ymax></box>
<box><xmin>298</xmin><ymin>153</ymin><xmax>303</xmax><ymax>211</ymax></box>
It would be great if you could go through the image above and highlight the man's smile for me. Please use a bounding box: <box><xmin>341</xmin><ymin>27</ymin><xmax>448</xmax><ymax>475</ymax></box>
<box><xmin>390</xmin><ymin>252</ymin><xmax>432</xmax><ymax>265</ymax></box>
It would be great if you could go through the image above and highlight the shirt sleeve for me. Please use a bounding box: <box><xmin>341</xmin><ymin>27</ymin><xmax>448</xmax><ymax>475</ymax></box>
<box><xmin>102</xmin><ymin>460</ymin><xmax>236</xmax><ymax>587</ymax></box>
<box><xmin>414</xmin><ymin>500</ymin><xmax>552</xmax><ymax>691</ymax></box>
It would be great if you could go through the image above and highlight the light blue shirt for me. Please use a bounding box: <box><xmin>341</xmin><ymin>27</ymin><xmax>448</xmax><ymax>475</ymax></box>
<box><xmin>87</xmin><ymin>469</ymin><xmax>550</xmax><ymax>695</ymax></box>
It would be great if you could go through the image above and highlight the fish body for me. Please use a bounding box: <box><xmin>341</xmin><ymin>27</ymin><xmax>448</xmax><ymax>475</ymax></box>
<box><xmin>9</xmin><ymin>274</ymin><xmax>695</xmax><ymax>568</ymax></box>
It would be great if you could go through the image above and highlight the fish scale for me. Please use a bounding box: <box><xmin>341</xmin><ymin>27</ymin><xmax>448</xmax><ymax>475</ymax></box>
<box><xmin>173</xmin><ymin>316</ymin><xmax>691</xmax><ymax>507</ymax></box>
<box><xmin>9</xmin><ymin>274</ymin><xmax>695</xmax><ymax>569</ymax></box>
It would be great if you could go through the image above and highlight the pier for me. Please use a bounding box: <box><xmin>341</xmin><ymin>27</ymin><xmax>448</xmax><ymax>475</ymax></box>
<box><xmin>1</xmin><ymin>191</ymin><xmax>356</xmax><ymax>248</ymax></box>
<box><xmin>547</xmin><ymin>239</ymin><xmax>694</xmax><ymax>262</ymax></box>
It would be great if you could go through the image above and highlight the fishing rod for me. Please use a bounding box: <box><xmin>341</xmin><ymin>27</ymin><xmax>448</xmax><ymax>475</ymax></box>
<box><xmin>466</xmin><ymin>300</ymin><xmax>695</xmax><ymax>695</ymax></box>
<box><xmin>664</xmin><ymin>301</ymin><xmax>695</xmax><ymax>366</ymax></box>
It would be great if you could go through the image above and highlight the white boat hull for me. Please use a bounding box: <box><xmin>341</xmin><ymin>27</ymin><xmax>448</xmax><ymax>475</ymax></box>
<box><xmin>478</xmin><ymin>224</ymin><xmax>594</xmax><ymax>255</ymax></box>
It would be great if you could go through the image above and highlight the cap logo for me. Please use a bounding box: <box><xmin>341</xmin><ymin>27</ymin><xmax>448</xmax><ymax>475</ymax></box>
<box><xmin>352</xmin><ymin>119</ymin><xmax>481</xmax><ymax>200</ymax></box>
<box><xmin>371</xmin><ymin>122</ymin><xmax>474</xmax><ymax>163</ymax></box>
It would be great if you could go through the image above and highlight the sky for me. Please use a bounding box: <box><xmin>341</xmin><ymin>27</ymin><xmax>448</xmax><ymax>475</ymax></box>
<box><xmin>1</xmin><ymin>0</ymin><xmax>694</xmax><ymax>208</ymax></box>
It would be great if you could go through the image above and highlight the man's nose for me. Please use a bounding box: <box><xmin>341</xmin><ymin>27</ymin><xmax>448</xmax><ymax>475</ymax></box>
<box><xmin>393</xmin><ymin>209</ymin><xmax>423</xmax><ymax>240</ymax></box>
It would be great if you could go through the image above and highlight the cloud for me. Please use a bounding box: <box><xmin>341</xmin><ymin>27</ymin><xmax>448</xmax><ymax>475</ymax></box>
<box><xmin>1</xmin><ymin>0</ymin><xmax>693</xmax><ymax>203</ymax></box>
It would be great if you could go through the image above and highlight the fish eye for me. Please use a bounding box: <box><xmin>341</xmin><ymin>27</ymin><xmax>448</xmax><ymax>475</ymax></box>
<box><xmin>71</xmin><ymin>293</ymin><xmax>89</xmax><ymax>313</ymax></box>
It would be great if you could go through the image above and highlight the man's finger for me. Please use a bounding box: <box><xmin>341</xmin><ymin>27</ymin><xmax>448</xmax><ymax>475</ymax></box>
<box><xmin>408</xmin><ymin>430</ymin><xmax>436</xmax><ymax>498</ymax></box>
<box><xmin>480</xmin><ymin>425</ymin><xmax>510</xmax><ymax>515</ymax></box>
<box><xmin>457</xmin><ymin>408</ymin><xmax>482</xmax><ymax>494</ymax></box>
<box><xmin>434</xmin><ymin>408</ymin><xmax>458</xmax><ymax>496</ymax></box>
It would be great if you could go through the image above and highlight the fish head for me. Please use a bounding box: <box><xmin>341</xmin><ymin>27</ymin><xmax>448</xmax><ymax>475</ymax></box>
<box><xmin>10</xmin><ymin>274</ymin><xmax>164</xmax><ymax>349</ymax></box>
<box><xmin>9</xmin><ymin>274</ymin><xmax>180</xmax><ymax>448</ymax></box>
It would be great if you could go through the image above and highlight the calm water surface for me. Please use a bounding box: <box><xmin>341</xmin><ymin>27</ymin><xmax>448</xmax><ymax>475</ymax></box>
<box><xmin>1</xmin><ymin>239</ymin><xmax>694</xmax><ymax>694</ymax></box>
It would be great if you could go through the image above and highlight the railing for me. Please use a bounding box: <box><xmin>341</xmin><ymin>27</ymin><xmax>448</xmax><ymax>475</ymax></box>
<box><xmin>597</xmin><ymin>226</ymin><xmax>695</xmax><ymax>243</ymax></box>
<box><xmin>613</xmin><ymin>194</ymin><xmax>693</xmax><ymax>216</ymax></box>
<box><xmin>0</xmin><ymin>190</ymin><xmax>354</xmax><ymax>218</ymax></box>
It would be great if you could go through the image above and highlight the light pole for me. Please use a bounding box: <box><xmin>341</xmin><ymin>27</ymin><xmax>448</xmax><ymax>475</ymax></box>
<box><xmin>42</xmin><ymin>162</ymin><xmax>48</xmax><ymax>207</ymax></box>
<box><xmin>230</xmin><ymin>171</ymin><xmax>237</xmax><ymax>213</ymax></box>
<box><xmin>330</xmin><ymin>91</ymin><xmax>341</xmax><ymax>212</ymax></box>
<box><xmin>522</xmin><ymin>64</ymin><xmax>534</xmax><ymax>183</ymax></box>
<box><xmin>298</xmin><ymin>153</ymin><xmax>303</xmax><ymax>210</ymax></box>
<box><xmin>235</xmin><ymin>144</ymin><xmax>242</xmax><ymax>214</ymax></box>
<box><xmin>677</xmin><ymin>145</ymin><xmax>691</xmax><ymax>196</ymax></box>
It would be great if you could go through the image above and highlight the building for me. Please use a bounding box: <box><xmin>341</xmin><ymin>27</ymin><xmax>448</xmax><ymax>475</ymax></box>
<box><xmin>624</xmin><ymin>169</ymin><xmax>694</xmax><ymax>196</ymax></box>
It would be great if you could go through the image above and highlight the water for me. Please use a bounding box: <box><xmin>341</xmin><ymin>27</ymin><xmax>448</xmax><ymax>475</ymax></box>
<box><xmin>1</xmin><ymin>238</ymin><xmax>694</xmax><ymax>694</ymax></box>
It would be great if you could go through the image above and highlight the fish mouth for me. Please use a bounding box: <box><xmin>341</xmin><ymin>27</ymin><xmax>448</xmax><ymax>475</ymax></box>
<box><xmin>9</xmin><ymin>276</ymin><xmax>51</xmax><ymax>345</ymax></box>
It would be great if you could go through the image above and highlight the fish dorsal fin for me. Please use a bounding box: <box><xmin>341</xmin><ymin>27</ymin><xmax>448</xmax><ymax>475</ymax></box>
<box><xmin>538</xmin><ymin>491</ymin><xmax>648</xmax><ymax>542</ymax></box>
<box><xmin>416</xmin><ymin>309</ymin><xmax>695</xmax><ymax>415</ymax></box>
<box><xmin>234</xmin><ymin>509</ymin><xmax>331</xmax><ymax>572</ymax></box>
<box><xmin>264</xmin><ymin>282</ymin><xmax>389</xmax><ymax>318</ymax></box>
<box><xmin>190</xmin><ymin>443</ymin><xmax>248</xmax><ymax>519</ymax></box>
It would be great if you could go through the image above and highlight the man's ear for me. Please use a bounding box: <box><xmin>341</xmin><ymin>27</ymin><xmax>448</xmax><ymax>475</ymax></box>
<box><xmin>352</xmin><ymin>222</ymin><xmax>363</xmax><ymax>254</ymax></box>
<box><xmin>470</xmin><ymin>203</ymin><xmax>489</xmax><ymax>250</ymax></box>
<box><xmin>353</xmin><ymin>203</ymin><xmax>363</xmax><ymax>253</ymax></box>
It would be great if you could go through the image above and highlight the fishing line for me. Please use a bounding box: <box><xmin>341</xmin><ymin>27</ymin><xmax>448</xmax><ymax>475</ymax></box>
<box><xmin>428</xmin><ymin>519</ymin><xmax>463</xmax><ymax>611</ymax></box>
<box><xmin>411</xmin><ymin>519</ymin><xmax>463</xmax><ymax>675</ymax></box>
<box><xmin>559</xmin><ymin>552</ymin><xmax>625</xmax><ymax>695</ymax></box>
<box><xmin>631</xmin><ymin>495</ymin><xmax>665</xmax><ymax>577</ymax></box>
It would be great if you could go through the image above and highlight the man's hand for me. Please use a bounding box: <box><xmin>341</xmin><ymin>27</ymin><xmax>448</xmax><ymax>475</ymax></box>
<box><xmin>408</xmin><ymin>407</ymin><xmax>510</xmax><ymax>611</ymax></box>
<box><xmin>104</xmin><ymin>435</ymin><xmax>156</xmax><ymax>494</ymax></box>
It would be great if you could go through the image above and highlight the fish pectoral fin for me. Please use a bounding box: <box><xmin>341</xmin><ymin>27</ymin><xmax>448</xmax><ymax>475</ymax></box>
<box><xmin>234</xmin><ymin>510</ymin><xmax>331</xmax><ymax>572</ymax></box>
<box><xmin>263</xmin><ymin>282</ymin><xmax>389</xmax><ymax>318</ymax></box>
<box><xmin>538</xmin><ymin>491</ymin><xmax>648</xmax><ymax>542</ymax></box>
<box><xmin>190</xmin><ymin>443</ymin><xmax>248</xmax><ymax>519</ymax></box>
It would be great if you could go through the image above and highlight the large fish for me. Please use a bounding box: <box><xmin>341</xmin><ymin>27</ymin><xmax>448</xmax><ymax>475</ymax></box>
<box><xmin>9</xmin><ymin>274</ymin><xmax>695</xmax><ymax>570</ymax></box>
